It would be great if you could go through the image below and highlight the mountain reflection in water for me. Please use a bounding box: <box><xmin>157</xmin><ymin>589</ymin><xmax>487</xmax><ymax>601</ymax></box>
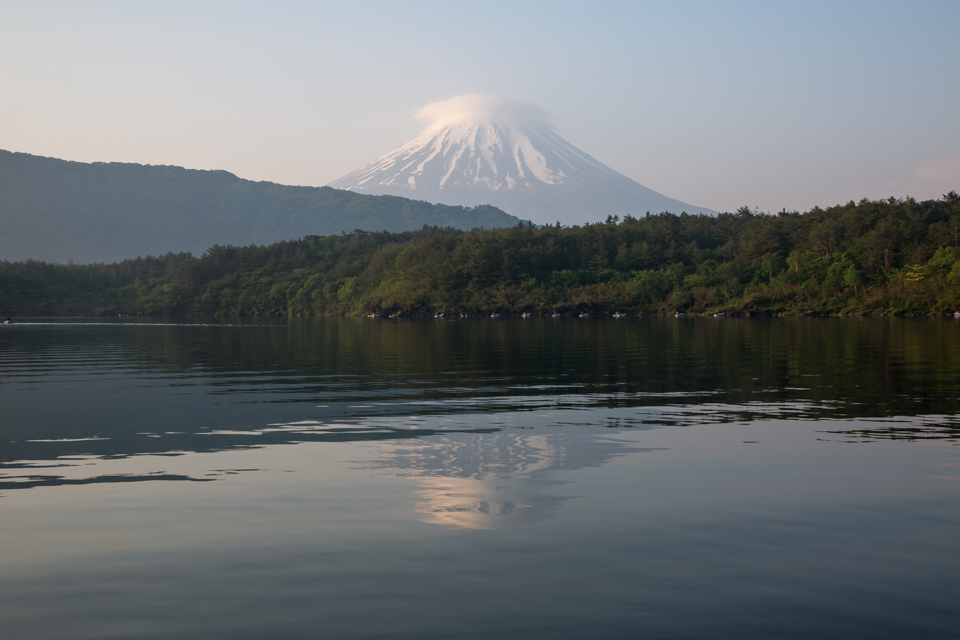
<box><xmin>353</xmin><ymin>424</ymin><xmax>646</xmax><ymax>528</ymax></box>
<box><xmin>2</xmin><ymin>316</ymin><xmax>960</xmax><ymax>493</ymax></box>
<box><xmin>2</xmin><ymin>318</ymin><xmax>960</xmax><ymax>639</ymax></box>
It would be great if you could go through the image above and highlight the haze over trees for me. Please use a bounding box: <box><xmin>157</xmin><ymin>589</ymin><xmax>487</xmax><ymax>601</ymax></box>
<box><xmin>0</xmin><ymin>149</ymin><xmax>519</xmax><ymax>263</ymax></box>
<box><xmin>2</xmin><ymin>193</ymin><xmax>959</xmax><ymax>317</ymax></box>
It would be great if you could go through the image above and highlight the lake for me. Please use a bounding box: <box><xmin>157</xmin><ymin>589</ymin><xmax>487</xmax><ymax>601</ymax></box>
<box><xmin>1</xmin><ymin>317</ymin><xmax>958</xmax><ymax>639</ymax></box>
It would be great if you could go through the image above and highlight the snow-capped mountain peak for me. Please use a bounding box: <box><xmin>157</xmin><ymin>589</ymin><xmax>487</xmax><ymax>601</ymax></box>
<box><xmin>329</xmin><ymin>95</ymin><xmax>713</xmax><ymax>225</ymax></box>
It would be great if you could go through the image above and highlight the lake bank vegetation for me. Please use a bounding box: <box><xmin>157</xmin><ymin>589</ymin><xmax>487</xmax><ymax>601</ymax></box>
<box><xmin>2</xmin><ymin>193</ymin><xmax>960</xmax><ymax>318</ymax></box>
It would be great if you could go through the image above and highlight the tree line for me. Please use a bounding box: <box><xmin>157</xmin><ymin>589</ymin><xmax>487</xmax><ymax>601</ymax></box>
<box><xmin>2</xmin><ymin>192</ymin><xmax>960</xmax><ymax>317</ymax></box>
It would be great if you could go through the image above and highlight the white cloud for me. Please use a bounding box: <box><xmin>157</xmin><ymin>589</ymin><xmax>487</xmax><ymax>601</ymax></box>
<box><xmin>414</xmin><ymin>94</ymin><xmax>553</xmax><ymax>131</ymax></box>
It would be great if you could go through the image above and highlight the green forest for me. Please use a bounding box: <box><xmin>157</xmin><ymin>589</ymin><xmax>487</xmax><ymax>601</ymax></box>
<box><xmin>2</xmin><ymin>193</ymin><xmax>960</xmax><ymax>318</ymax></box>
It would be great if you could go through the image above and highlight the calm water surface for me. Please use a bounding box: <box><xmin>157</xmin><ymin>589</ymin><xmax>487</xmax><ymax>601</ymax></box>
<box><xmin>1</xmin><ymin>317</ymin><xmax>958</xmax><ymax>639</ymax></box>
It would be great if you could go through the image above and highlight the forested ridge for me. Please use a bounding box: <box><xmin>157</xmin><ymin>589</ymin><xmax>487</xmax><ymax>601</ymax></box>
<box><xmin>0</xmin><ymin>149</ymin><xmax>519</xmax><ymax>263</ymax></box>
<box><xmin>2</xmin><ymin>193</ymin><xmax>960</xmax><ymax>317</ymax></box>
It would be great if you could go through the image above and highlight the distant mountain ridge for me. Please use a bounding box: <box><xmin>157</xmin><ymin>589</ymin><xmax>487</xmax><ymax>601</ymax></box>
<box><xmin>0</xmin><ymin>150</ymin><xmax>519</xmax><ymax>263</ymax></box>
<box><xmin>330</xmin><ymin>95</ymin><xmax>715</xmax><ymax>225</ymax></box>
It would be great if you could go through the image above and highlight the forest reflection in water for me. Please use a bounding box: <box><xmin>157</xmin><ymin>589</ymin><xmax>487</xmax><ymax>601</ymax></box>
<box><xmin>1</xmin><ymin>317</ymin><xmax>959</xmax><ymax>493</ymax></box>
<box><xmin>1</xmin><ymin>317</ymin><xmax>959</xmax><ymax>638</ymax></box>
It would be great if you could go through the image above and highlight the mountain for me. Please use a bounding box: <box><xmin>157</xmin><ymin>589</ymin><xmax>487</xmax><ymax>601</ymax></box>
<box><xmin>0</xmin><ymin>150</ymin><xmax>519</xmax><ymax>264</ymax></box>
<box><xmin>329</xmin><ymin>95</ymin><xmax>715</xmax><ymax>226</ymax></box>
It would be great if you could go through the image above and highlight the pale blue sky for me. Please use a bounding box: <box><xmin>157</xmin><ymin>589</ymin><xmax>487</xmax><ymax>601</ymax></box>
<box><xmin>1</xmin><ymin>1</ymin><xmax>957</xmax><ymax>213</ymax></box>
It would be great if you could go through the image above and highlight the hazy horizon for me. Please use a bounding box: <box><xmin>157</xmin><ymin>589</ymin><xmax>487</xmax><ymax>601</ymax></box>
<box><xmin>1</xmin><ymin>1</ymin><xmax>958</xmax><ymax>214</ymax></box>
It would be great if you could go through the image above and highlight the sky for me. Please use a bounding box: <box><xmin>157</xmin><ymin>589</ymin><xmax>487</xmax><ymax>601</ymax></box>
<box><xmin>1</xmin><ymin>0</ymin><xmax>958</xmax><ymax>214</ymax></box>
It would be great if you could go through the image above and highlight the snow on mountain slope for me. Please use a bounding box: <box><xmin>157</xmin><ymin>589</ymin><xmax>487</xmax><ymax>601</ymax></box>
<box><xmin>329</xmin><ymin>95</ymin><xmax>715</xmax><ymax>226</ymax></box>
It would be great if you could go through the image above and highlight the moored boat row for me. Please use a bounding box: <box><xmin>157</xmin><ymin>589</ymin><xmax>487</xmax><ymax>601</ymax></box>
<box><xmin>353</xmin><ymin>311</ymin><xmax>749</xmax><ymax>318</ymax></box>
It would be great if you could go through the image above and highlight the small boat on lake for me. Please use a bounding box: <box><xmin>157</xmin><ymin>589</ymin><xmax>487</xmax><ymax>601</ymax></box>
<box><xmin>579</xmin><ymin>312</ymin><xmax>589</xmax><ymax>318</ymax></box>
<box><xmin>675</xmin><ymin>312</ymin><xmax>684</xmax><ymax>318</ymax></box>
<box><xmin>490</xmin><ymin>313</ymin><xmax>500</xmax><ymax>318</ymax></box>
<box><xmin>713</xmin><ymin>312</ymin><xmax>725</xmax><ymax>317</ymax></box>
<box><xmin>522</xmin><ymin>313</ymin><xmax>532</xmax><ymax>318</ymax></box>
<box><xmin>613</xmin><ymin>312</ymin><xmax>627</xmax><ymax>318</ymax></box>
<box><xmin>552</xmin><ymin>313</ymin><xmax>561</xmax><ymax>318</ymax></box>
<box><xmin>434</xmin><ymin>313</ymin><xmax>444</xmax><ymax>318</ymax></box>
<box><xmin>2</xmin><ymin>318</ymin><xmax>12</xmax><ymax>324</ymax></box>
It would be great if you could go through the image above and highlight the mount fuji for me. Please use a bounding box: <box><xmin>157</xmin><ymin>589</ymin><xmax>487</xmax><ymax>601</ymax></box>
<box><xmin>329</xmin><ymin>95</ymin><xmax>714</xmax><ymax>226</ymax></box>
